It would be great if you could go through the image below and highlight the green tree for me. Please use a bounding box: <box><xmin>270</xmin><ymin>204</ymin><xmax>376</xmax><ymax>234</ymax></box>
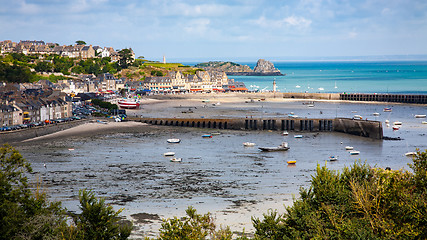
<box><xmin>72</xmin><ymin>189</ymin><xmax>132</xmax><ymax>240</ymax></box>
<box><xmin>76</xmin><ymin>40</ymin><xmax>86</xmax><ymax>45</ymax></box>
<box><xmin>35</xmin><ymin>61</ymin><xmax>54</xmax><ymax>73</ymax></box>
<box><xmin>0</xmin><ymin>144</ymin><xmax>66</xmax><ymax>240</ymax></box>
<box><xmin>118</xmin><ymin>48</ymin><xmax>133</xmax><ymax>69</ymax></box>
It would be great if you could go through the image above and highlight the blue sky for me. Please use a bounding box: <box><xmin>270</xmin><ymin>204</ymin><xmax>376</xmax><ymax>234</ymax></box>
<box><xmin>1</xmin><ymin>0</ymin><xmax>427</xmax><ymax>62</ymax></box>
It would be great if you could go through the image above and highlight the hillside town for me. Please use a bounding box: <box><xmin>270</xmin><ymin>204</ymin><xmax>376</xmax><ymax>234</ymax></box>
<box><xmin>0</xmin><ymin>40</ymin><xmax>248</xmax><ymax>129</ymax></box>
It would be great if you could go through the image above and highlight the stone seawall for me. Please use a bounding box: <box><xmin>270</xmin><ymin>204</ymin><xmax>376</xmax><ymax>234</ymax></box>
<box><xmin>0</xmin><ymin>120</ymin><xmax>88</xmax><ymax>144</ymax></box>
<box><xmin>130</xmin><ymin>117</ymin><xmax>383</xmax><ymax>139</ymax></box>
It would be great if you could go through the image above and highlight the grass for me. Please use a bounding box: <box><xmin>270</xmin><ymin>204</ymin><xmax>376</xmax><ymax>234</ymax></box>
<box><xmin>143</xmin><ymin>62</ymin><xmax>185</xmax><ymax>68</ymax></box>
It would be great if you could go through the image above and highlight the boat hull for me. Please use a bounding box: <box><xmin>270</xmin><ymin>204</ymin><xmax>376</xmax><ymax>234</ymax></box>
<box><xmin>259</xmin><ymin>147</ymin><xmax>290</xmax><ymax>152</ymax></box>
<box><xmin>118</xmin><ymin>100</ymin><xmax>140</xmax><ymax>109</ymax></box>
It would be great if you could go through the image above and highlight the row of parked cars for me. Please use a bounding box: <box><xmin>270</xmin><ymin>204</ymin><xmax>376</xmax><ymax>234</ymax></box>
<box><xmin>0</xmin><ymin>115</ymin><xmax>88</xmax><ymax>132</ymax></box>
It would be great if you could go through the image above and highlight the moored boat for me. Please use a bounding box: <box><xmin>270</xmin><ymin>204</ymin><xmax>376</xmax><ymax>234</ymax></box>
<box><xmin>345</xmin><ymin>146</ymin><xmax>354</xmax><ymax>150</ymax></box>
<box><xmin>202</xmin><ymin>134</ymin><xmax>212</xmax><ymax>138</ymax></box>
<box><xmin>259</xmin><ymin>142</ymin><xmax>290</xmax><ymax>152</ymax></box>
<box><xmin>349</xmin><ymin>150</ymin><xmax>360</xmax><ymax>155</ymax></box>
<box><xmin>329</xmin><ymin>156</ymin><xmax>338</xmax><ymax>161</ymax></box>
<box><xmin>405</xmin><ymin>152</ymin><xmax>416</xmax><ymax>157</ymax></box>
<box><xmin>164</xmin><ymin>152</ymin><xmax>175</xmax><ymax>156</ymax></box>
<box><xmin>282</xmin><ymin>131</ymin><xmax>289</xmax><ymax>136</ymax></box>
<box><xmin>167</xmin><ymin>138</ymin><xmax>181</xmax><ymax>143</ymax></box>
<box><xmin>294</xmin><ymin>135</ymin><xmax>303</xmax><ymax>138</ymax></box>
<box><xmin>118</xmin><ymin>99</ymin><xmax>140</xmax><ymax>109</ymax></box>
<box><xmin>372</xmin><ymin>112</ymin><xmax>380</xmax><ymax>116</ymax></box>
<box><xmin>393</xmin><ymin>121</ymin><xmax>402</xmax><ymax>125</ymax></box>
<box><xmin>383</xmin><ymin>107</ymin><xmax>392</xmax><ymax>112</ymax></box>
<box><xmin>415</xmin><ymin>114</ymin><xmax>426</xmax><ymax>118</ymax></box>
<box><xmin>243</xmin><ymin>142</ymin><xmax>256</xmax><ymax>147</ymax></box>
<box><xmin>287</xmin><ymin>160</ymin><xmax>296</xmax><ymax>164</ymax></box>
<box><xmin>392</xmin><ymin>125</ymin><xmax>400</xmax><ymax>130</ymax></box>
<box><xmin>170</xmin><ymin>157</ymin><xmax>182</xmax><ymax>162</ymax></box>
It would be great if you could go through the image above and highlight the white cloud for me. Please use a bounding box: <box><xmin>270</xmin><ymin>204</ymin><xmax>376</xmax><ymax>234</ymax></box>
<box><xmin>18</xmin><ymin>0</ymin><xmax>41</xmax><ymax>14</ymax></box>
<box><xmin>253</xmin><ymin>15</ymin><xmax>312</xmax><ymax>30</ymax></box>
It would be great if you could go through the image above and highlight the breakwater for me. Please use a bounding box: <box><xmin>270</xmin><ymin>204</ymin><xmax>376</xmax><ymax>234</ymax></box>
<box><xmin>339</xmin><ymin>93</ymin><xmax>427</xmax><ymax>104</ymax></box>
<box><xmin>0</xmin><ymin>120</ymin><xmax>87</xmax><ymax>144</ymax></box>
<box><xmin>130</xmin><ymin>117</ymin><xmax>383</xmax><ymax>139</ymax></box>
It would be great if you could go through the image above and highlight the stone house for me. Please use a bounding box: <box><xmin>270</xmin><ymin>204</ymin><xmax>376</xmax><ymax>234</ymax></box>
<box><xmin>81</xmin><ymin>45</ymin><xmax>95</xmax><ymax>59</ymax></box>
<box><xmin>0</xmin><ymin>103</ymin><xmax>19</xmax><ymax>126</ymax></box>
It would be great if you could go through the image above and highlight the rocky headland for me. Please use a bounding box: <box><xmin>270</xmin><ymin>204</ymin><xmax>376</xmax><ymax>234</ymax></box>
<box><xmin>194</xmin><ymin>59</ymin><xmax>284</xmax><ymax>76</ymax></box>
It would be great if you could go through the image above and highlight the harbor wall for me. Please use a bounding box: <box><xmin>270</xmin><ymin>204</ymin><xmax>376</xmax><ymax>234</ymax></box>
<box><xmin>340</xmin><ymin>93</ymin><xmax>427</xmax><ymax>104</ymax></box>
<box><xmin>0</xmin><ymin>120</ymin><xmax>87</xmax><ymax>144</ymax></box>
<box><xmin>130</xmin><ymin>117</ymin><xmax>383</xmax><ymax>139</ymax></box>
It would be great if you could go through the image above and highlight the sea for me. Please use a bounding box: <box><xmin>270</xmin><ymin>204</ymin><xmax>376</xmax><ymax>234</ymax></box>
<box><xmin>191</xmin><ymin>61</ymin><xmax>427</xmax><ymax>94</ymax></box>
<box><xmin>17</xmin><ymin>60</ymin><xmax>427</xmax><ymax>237</ymax></box>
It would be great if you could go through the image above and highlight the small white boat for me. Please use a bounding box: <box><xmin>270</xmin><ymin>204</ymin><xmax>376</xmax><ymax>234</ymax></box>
<box><xmin>307</xmin><ymin>104</ymin><xmax>315</xmax><ymax>107</ymax></box>
<box><xmin>282</xmin><ymin>131</ymin><xmax>289</xmax><ymax>136</ymax></box>
<box><xmin>329</xmin><ymin>156</ymin><xmax>338</xmax><ymax>161</ymax></box>
<box><xmin>405</xmin><ymin>152</ymin><xmax>416</xmax><ymax>157</ymax></box>
<box><xmin>294</xmin><ymin>135</ymin><xmax>303</xmax><ymax>138</ymax></box>
<box><xmin>243</xmin><ymin>142</ymin><xmax>256</xmax><ymax>147</ymax></box>
<box><xmin>170</xmin><ymin>157</ymin><xmax>182</xmax><ymax>162</ymax></box>
<box><xmin>393</xmin><ymin>121</ymin><xmax>402</xmax><ymax>125</ymax></box>
<box><xmin>353</xmin><ymin>115</ymin><xmax>363</xmax><ymax>120</ymax></box>
<box><xmin>386</xmin><ymin>123</ymin><xmax>390</xmax><ymax>127</ymax></box>
<box><xmin>385</xmin><ymin>120</ymin><xmax>390</xmax><ymax>123</ymax></box>
<box><xmin>349</xmin><ymin>150</ymin><xmax>360</xmax><ymax>155</ymax></box>
<box><xmin>383</xmin><ymin>107</ymin><xmax>392</xmax><ymax>112</ymax></box>
<box><xmin>372</xmin><ymin>113</ymin><xmax>380</xmax><ymax>116</ymax></box>
<box><xmin>345</xmin><ymin>146</ymin><xmax>354</xmax><ymax>150</ymax></box>
<box><xmin>164</xmin><ymin>152</ymin><xmax>175</xmax><ymax>156</ymax></box>
<box><xmin>167</xmin><ymin>138</ymin><xmax>181</xmax><ymax>143</ymax></box>
<box><xmin>422</xmin><ymin>121</ymin><xmax>427</xmax><ymax>124</ymax></box>
<box><xmin>68</xmin><ymin>148</ymin><xmax>75</xmax><ymax>151</ymax></box>
<box><xmin>392</xmin><ymin>125</ymin><xmax>400</xmax><ymax>130</ymax></box>
<box><xmin>259</xmin><ymin>142</ymin><xmax>290</xmax><ymax>152</ymax></box>
<box><xmin>415</xmin><ymin>114</ymin><xmax>426</xmax><ymax>118</ymax></box>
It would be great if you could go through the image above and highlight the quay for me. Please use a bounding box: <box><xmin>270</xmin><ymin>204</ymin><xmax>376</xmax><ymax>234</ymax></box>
<box><xmin>130</xmin><ymin>117</ymin><xmax>383</xmax><ymax>139</ymax></box>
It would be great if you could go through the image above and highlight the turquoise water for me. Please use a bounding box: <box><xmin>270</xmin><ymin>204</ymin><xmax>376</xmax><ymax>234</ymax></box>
<box><xmin>190</xmin><ymin>61</ymin><xmax>427</xmax><ymax>94</ymax></box>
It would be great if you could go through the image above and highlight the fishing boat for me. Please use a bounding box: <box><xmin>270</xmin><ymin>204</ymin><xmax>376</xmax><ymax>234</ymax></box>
<box><xmin>164</xmin><ymin>152</ymin><xmax>175</xmax><ymax>156</ymax></box>
<box><xmin>329</xmin><ymin>156</ymin><xmax>338</xmax><ymax>161</ymax></box>
<box><xmin>415</xmin><ymin>114</ymin><xmax>426</xmax><ymax>118</ymax></box>
<box><xmin>170</xmin><ymin>157</ymin><xmax>182</xmax><ymax>162</ymax></box>
<box><xmin>345</xmin><ymin>146</ymin><xmax>354</xmax><ymax>150</ymax></box>
<box><xmin>287</xmin><ymin>160</ymin><xmax>296</xmax><ymax>164</ymax></box>
<box><xmin>167</xmin><ymin>138</ymin><xmax>181</xmax><ymax>143</ymax></box>
<box><xmin>349</xmin><ymin>150</ymin><xmax>360</xmax><ymax>155</ymax></box>
<box><xmin>259</xmin><ymin>142</ymin><xmax>290</xmax><ymax>152</ymax></box>
<box><xmin>118</xmin><ymin>99</ymin><xmax>140</xmax><ymax>109</ymax></box>
<box><xmin>243</xmin><ymin>142</ymin><xmax>256</xmax><ymax>147</ymax></box>
<box><xmin>202</xmin><ymin>134</ymin><xmax>212</xmax><ymax>138</ymax></box>
<box><xmin>383</xmin><ymin>107</ymin><xmax>392</xmax><ymax>112</ymax></box>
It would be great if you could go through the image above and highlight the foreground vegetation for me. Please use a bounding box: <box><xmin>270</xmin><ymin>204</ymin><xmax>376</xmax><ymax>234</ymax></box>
<box><xmin>1</xmin><ymin>143</ymin><xmax>426</xmax><ymax>239</ymax></box>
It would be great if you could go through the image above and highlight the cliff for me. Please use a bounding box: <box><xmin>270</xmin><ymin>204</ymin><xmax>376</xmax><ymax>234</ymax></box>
<box><xmin>195</xmin><ymin>59</ymin><xmax>284</xmax><ymax>76</ymax></box>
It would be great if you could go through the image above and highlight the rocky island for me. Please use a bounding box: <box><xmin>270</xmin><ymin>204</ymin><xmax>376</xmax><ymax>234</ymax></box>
<box><xmin>195</xmin><ymin>59</ymin><xmax>284</xmax><ymax>76</ymax></box>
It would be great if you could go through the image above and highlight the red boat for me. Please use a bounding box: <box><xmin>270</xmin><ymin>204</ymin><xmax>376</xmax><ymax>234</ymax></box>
<box><xmin>118</xmin><ymin>99</ymin><xmax>140</xmax><ymax>109</ymax></box>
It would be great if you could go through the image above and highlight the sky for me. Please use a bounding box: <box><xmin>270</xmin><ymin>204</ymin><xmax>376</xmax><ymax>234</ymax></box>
<box><xmin>1</xmin><ymin>0</ymin><xmax>427</xmax><ymax>62</ymax></box>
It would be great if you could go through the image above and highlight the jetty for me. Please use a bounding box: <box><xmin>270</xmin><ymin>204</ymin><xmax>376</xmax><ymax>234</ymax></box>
<box><xmin>130</xmin><ymin>117</ymin><xmax>383</xmax><ymax>139</ymax></box>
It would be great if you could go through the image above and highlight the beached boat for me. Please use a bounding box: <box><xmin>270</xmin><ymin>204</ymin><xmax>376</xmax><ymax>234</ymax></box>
<box><xmin>345</xmin><ymin>146</ymin><xmax>354</xmax><ymax>150</ymax></box>
<box><xmin>405</xmin><ymin>152</ymin><xmax>416</xmax><ymax>157</ymax></box>
<box><xmin>170</xmin><ymin>157</ymin><xmax>182</xmax><ymax>162</ymax></box>
<box><xmin>118</xmin><ymin>99</ymin><xmax>140</xmax><ymax>109</ymax></box>
<box><xmin>294</xmin><ymin>135</ymin><xmax>303</xmax><ymax>138</ymax></box>
<box><xmin>383</xmin><ymin>107</ymin><xmax>392</xmax><ymax>112</ymax></box>
<box><xmin>422</xmin><ymin>121</ymin><xmax>427</xmax><ymax>124</ymax></box>
<box><xmin>243</xmin><ymin>142</ymin><xmax>256</xmax><ymax>147</ymax></box>
<box><xmin>287</xmin><ymin>160</ymin><xmax>296</xmax><ymax>164</ymax></box>
<box><xmin>372</xmin><ymin>112</ymin><xmax>380</xmax><ymax>116</ymax></box>
<box><xmin>282</xmin><ymin>131</ymin><xmax>289</xmax><ymax>136</ymax></box>
<box><xmin>202</xmin><ymin>134</ymin><xmax>212</xmax><ymax>138</ymax></box>
<box><xmin>329</xmin><ymin>156</ymin><xmax>338</xmax><ymax>161</ymax></box>
<box><xmin>164</xmin><ymin>152</ymin><xmax>175</xmax><ymax>156</ymax></box>
<box><xmin>415</xmin><ymin>114</ymin><xmax>426</xmax><ymax>118</ymax></box>
<box><xmin>349</xmin><ymin>150</ymin><xmax>360</xmax><ymax>155</ymax></box>
<box><xmin>167</xmin><ymin>138</ymin><xmax>181</xmax><ymax>143</ymax></box>
<box><xmin>353</xmin><ymin>115</ymin><xmax>363</xmax><ymax>120</ymax></box>
<box><xmin>259</xmin><ymin>142</ymin><xmax>290</xmax><ymax>152</ymax></box>
<box><xmin>393</xmin><ymin>121</ymin><xmax>402</xmax><ymax>125</ymax></box>
<box><xmin>385</xmin><ymin>119</ymin><xmax>390</xmax><ymax>123</ymax></box>
<box><xmin>392</xmin><ymin>125</ymin><xmax>400</xmax><ymax>130</ymax></box>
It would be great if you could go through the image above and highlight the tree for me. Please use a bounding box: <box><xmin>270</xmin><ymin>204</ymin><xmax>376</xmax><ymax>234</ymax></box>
<box><xmin>0</xmin><ymin>144</ymin><xmax>66</xmax><ymax>240</ymax></box>
<box><xmin>76</xmin><ymin>40</ymin><xmax>86</xmax><ymax>45</ymax></box>
<box><xmin>118</xmin><ymin>48</ymin><xmax>133</xmax><ymax>69</ymax></box>
<box><xmin>72</xmin><ymin>189</ymin><xmax>132</xmax><ymax>240</ymax></box>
